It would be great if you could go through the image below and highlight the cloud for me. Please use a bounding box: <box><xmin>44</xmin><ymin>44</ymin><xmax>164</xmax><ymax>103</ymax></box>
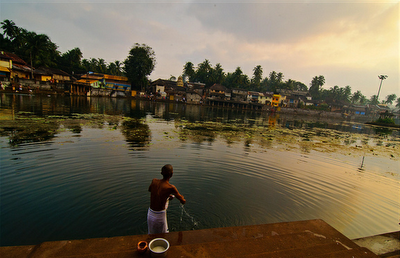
<box><xmin>1</xmin><ymin>1</ymin><xmax>398</xmax><ymax>98</ymax></box>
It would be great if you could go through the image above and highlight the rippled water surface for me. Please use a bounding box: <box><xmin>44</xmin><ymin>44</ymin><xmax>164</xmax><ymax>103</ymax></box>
<box><xmin>0</xmin><ymin>94</ymin><xmax>399</xmax><ymax>246</ymax></box>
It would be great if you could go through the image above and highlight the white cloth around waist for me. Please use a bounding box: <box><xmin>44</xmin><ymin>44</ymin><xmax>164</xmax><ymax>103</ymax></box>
<box><xmin>147</xmin><ymin>207</ymin><xmax>169</xmax><ymax>234</ymax></box>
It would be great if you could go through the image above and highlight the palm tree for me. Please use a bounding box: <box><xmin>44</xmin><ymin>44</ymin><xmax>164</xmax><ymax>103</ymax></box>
<box><xmin>385</xmin><ymin>94</ymin><xmax>397</xmax><ymax>105</ymax></box>
<box><xmin>369</xmin><ymin>95</ymin><xmax>379</xmax><ymax>105</ymax></box>
<box><xmin>350</xmin><ymin>90</ymin><xmax>363</xmax><ymax>104</ymax></box>
<box><xmin>114</xmin><ymin>60</ymin><xmax>123</xmax><ymax>76</ymax></box>
<box><xmin>196</xmin><ymin>59</ymin><xmax>212</xmax><ymax>86</ymax></box>
<box><xmin>183</xmin><ymin>62</ymin><xmax>195</xmax><ymax>82</ymax></box>
<box><xmin>252</xmin><ymin>65</ymin><xmax>263</xmax><ymax>91</ymax></box>
<box><xmin>1</xmin><ymin>19</ymin><xmax>18</xmax><ymax>40</ymax></box>
<box><xmin>24</xmin><ymin>32</ymin><xmax>58</xmax><ymax>68</ymax></box>
<box><xmin>309</xmin><ymin>75</ymin><xmax>325</xmax><ymax>99</ymax></box>
<box><xmin>212</xmin><ymin>63</ymin><xmax>225</xmax><ymax>84</ymax></box>
<box><xmin>97</xmin><ymin>58</ymin><xmax>107</xmax><ymax>74</ymax></box>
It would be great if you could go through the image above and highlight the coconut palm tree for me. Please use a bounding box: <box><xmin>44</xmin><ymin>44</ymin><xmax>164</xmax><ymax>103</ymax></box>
<box><xmin>385</xmin><ymin>94</ymin><xmax>397</xmax><ymax>105</ymax></box>
<box><xmin>252</xmin><ymin>65</ymin><xmax>263</xmax><ymax>91</ymax></box>
<box><xmin>1</xmin><ymin>19</ymin><xmax>18</xmax><ymax>40</ymax></box>
<box><xmin>24</xmin><ymin>32</ymin><xmax>59</xmax><ymax>68</ymax></box>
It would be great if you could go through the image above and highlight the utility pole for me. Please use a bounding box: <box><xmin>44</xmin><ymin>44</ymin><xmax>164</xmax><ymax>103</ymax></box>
<box><xmin>377</xmin><ymin>75</ymin><xmax>388</xmax><ymax>102</ymax></box>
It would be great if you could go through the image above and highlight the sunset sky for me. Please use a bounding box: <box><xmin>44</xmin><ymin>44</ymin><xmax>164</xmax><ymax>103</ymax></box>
<box><xmin>1</xmin><ymin>0</ymin><xmax>398</xmax><ymax>100</ymax></box>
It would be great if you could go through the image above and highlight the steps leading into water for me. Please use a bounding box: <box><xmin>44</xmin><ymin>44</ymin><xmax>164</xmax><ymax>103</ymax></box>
<box><xmin>0</xmin><ymin>219</ymin><xmax>380</xmax><ymax>257</ymax></box>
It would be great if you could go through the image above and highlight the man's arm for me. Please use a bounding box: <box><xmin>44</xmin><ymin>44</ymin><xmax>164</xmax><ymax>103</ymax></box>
<box><xmin>171</xmin><ymin>185</ymin><xmax>186</xmax><ymax>204</ymax></box>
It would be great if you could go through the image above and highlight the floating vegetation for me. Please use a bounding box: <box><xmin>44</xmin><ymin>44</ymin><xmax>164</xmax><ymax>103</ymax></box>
<box><xmin>174</xmin><ymin>119</ymin><xmax>399</xmax><ymax>159</ymax></box>
<box><xmin>0</xmin><ymin>112</ymin><xmax>398</xmax><ymax>159</ymax></box>
<box><xmin>120</xmin><ymin>118</ymin><xmax>151</xmax><ymax>150</ymax></box>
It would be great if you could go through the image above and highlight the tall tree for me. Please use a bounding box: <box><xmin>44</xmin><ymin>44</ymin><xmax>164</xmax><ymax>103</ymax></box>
<box><xmin>251</xmin><ymin>65</ymin><xmax>263</xmax><ymax>91</ymax></box>
<box><xmin>1</xmin><ymin>19</ymin><xmax>18</xmax><ymax>40</ymax></box>
<box><xmin>350</xmin><ymin>90</ymin><xmax>364</xmax><ymax>104</ymax></box>
<box><xmin>107</xmin><ymin>61</ymin><xmax>124</xmax><ymax>76</ymax></box>
<box><xmin>24</xmin><ymin>32</ymin><xmax>59</xmax><ymax>68</ymax></box>
<box><xmin>309</xmin><ymin>75</ymin><xmax>325</xmax><ymax>99</ymax></box>
<box><xmin>369</xmin><ymin>95</ymin><xmax>379</xmax><ymax>105</ymax></box>
<box><xmin>97</xmin><ymin>58</ymin><xmax>107</xmax><ymax>74</ymax></box>
<box><xmin>210</xmin><ymin>63</ymin><xmax>225</xmax><ymax>85</ymax></box>
<box><xmin>294</xmin><ymin>81</ymin><xmax>308</xmax><ymax>91</ymax></box>
<box><xmin>323</xmin><ymin>85</ymin><xmax>351</xmax><ymax>103</ymax></box>
<box><xmin>124</xmin><ymin>43</ymin><xmax>156</xmax><ymax>91</ymax></box>
<box><xmin>385</xmin><ymin>94</ymin><xmax>397</xmax><ymax>105</ymax></box>
<box><xmin>114</xmin><ymin>60</ymin><xmax>123</xmax><ymax>76</ymax></box>
<box><xmin>225</xmin><ymin>67</ymin><xmax>249</xmax><ymax>89</ymax></box>
<box><xmin>195</xmin><ymin>59</ymin><xmax>212</xmax><ymax>87</ymax></box>
<box><xmin>183</xmin><ymin>61</ymin><xmax>195</xmax><ymax>82</ymax></box>
<box><xmin>266</xmin><ymin>71</ymin><xmax>284</xmax><ymax>93</ymax></box>
<box><xmin>58</xmin><ymin>47</ymin><xmax>83</xmax><ymax>74</ymax></box>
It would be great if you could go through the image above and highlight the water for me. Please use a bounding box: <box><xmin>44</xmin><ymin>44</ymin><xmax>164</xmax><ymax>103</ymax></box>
<box><xmin>179</xmin><ymin>204</ymin><xmax>199</xmax><ymax>230</ymax></box>
<box><xmin>0</xmin><ymin>93</ymin><xmax>399</xmax><ymax>246</ymax></box>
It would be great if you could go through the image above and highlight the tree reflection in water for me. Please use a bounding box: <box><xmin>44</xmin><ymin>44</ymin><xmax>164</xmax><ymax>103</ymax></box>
<box><xmin>120</xmin><ymin>118</ymin><xmax>151</xmax><ymax>150</ymax></box>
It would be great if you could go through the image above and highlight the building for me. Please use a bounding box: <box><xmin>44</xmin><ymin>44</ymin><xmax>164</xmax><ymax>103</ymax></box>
<box><xmin>0</xmin><ymin>52</ymin><xmax>33</xmax><ymax>82</ymax></box>
<box><xmin>231</xmin><ymin>88</ymin><xmax>248</xmax><ymax>102</ymax></box>
<box><xmin>150</xmin><ymin>79</ymin><xmax>187</xmax><ymax>101</ymax></box>
<box><xmin>186</xmin><ymin>90</ymin><xmax>202</xmax><ymax>104</ymax></box>
<box><xmin>271</xmin><ymin>94</ymin><xmax>281</xmax><ymax>107</ymax></box>
<box><xmin>208</xmin><ymin>84</ymin><xmax>228</xmax><ymax>100</ymax></box>
<box><xmin>74</xmin><ymin>73</ymin><xmax>130</xmax><ymax>96</ymax></box>
<box><xmin>34</xmin><ymin>67</ymin><xmax>71</xmax><ymax>83</ymax></box>
<box><xmin>0</xmin><ymin>52</ymin><xmax>12</xmax><ymax>81</ymax></box>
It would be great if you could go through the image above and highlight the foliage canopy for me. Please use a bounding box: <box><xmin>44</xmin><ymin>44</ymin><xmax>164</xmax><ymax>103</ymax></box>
<box><xmin>123</xmin><ymin>43</ymin><xmax>156</xmax><ymax>91</ymax></box>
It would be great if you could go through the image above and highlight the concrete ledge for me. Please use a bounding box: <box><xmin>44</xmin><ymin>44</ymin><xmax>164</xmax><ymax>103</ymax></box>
<box><xmin>353</xmin><ymin>231</ymin><xmax>400</xmax><ymax>257</ymax></box>
<box><xmin>0</xmin><ymin>219</ymin><xmax>382</xmax><ymax>258</ymax></box>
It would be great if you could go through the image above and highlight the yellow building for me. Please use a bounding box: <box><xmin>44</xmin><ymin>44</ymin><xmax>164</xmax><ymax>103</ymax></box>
<box><xmin>272</xmin><ymin>94</ymin><xmax>281</xmax><ymax>107</ymax></box>
<box><xmin>0</xmin><ymin>52</ymin><xmax>12</xmax><ymax>80</ymax></box>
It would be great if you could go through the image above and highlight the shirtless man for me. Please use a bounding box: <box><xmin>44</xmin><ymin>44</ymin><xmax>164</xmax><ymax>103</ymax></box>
<box><xmin>147</xmin><ymin>164</ymin><xmax>186</xmax><ymax>234</ymax></box>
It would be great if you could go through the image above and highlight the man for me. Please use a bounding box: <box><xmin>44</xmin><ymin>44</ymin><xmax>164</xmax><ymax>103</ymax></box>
<box><xmin>147</xmin><ymin>164</ymin><xmax>186</xmax><ymax>234</ymax></box>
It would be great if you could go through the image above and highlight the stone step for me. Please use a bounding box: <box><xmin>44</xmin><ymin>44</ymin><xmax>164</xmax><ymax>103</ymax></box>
<box><xmin>0</xmin><ymin>219</ymin><xmax>380</xmax><ymax>258</ymax></box>
<box><xmin>240</xmin><ymin>246</ymin><xmax>377</xmax><ymax>258</ymax></box>
<box><xmin>167</xmin><ymin>231</ymin><xmax>375</xmax><ymax>258</ymax></box>
<box><xmin>149</xmin><ymin>219</ymin><xmax>359</xmax><ymax>249</ymax></box>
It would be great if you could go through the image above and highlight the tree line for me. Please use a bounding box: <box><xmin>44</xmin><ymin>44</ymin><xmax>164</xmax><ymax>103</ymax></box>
<box><xmin>1</xmin><ymin>19</ymin><xmax>398</xmax><ymax>107</ymax></box>
<box><xmin>183</xmin><ymin>60</ymin><xmax>398</xmax><ymax>106</ymax></box>
<box><xmin>0</xmin><ymin>19</ymin><xmax>125</xmax><ymax>76</ymax></box>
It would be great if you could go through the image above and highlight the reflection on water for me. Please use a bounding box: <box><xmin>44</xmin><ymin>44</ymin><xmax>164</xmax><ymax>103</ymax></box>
<box><xmin>0</xmin><ymin>93</ymin><xmax>399</xmax><ymax>247</ymax></box>
<box><xmin>121</xmin><ymin>118</ymin><xmax>151</xmax><ymax>150</ymax></box>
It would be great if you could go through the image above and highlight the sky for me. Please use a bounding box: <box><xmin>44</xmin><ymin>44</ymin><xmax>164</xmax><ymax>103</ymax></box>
<box><xmin>1</xmin><ymin>0</ymin><xmax>399</xmax><ymax>100</ymax></box>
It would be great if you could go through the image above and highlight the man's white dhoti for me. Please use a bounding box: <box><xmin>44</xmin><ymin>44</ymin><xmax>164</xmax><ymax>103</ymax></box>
<box><xmin>147</xmin><ymin>207</ymin><xmax>169</xmax><ymax>234</ymax></box>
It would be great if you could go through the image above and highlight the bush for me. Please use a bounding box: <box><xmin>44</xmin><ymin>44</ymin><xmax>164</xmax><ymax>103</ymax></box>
<box><xmin>376</xmin><ymin>117</ymin><xmax>395</xmax><ymax>125</ymax></box>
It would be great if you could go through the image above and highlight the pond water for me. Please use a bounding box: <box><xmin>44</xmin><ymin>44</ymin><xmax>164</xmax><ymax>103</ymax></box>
<box><xmin>0</xmin><ymin>93</ymin><xmax>399</xmax><ymax>246</ymax></box>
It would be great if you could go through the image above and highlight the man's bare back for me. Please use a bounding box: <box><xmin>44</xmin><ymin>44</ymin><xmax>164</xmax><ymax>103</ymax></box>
<box><xmin>148</xmin><ymin>165</ymin><xmax>186</xmax><ymax>211</ymax></box>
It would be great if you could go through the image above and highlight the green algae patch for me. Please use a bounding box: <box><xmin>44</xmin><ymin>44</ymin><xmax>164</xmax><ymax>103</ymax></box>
<box><xmin>174</xmin><ymin>120</ymin><xmax>399</xmax><ymax>160</ymax></box>
<box><xmin>1</xmin><ymin>113</ymin><xmax>398</xmax><ymax>160</ymax></box>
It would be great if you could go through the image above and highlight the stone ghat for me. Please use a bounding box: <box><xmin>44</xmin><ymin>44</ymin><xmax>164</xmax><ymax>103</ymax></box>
<box><xmin>0</xmin><ymin>219</ymin><xmax>390</xmax><ymax>258</ymax></box>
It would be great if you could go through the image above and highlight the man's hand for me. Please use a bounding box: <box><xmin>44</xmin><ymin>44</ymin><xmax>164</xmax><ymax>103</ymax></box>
<box><xmin>168</xmin><ymin>194</ymin><xmax>175</xmax><ymax>200</ymax></box>
<box><xmin>180</xmin><ymin>198</ymin><xmax>186</xmax><ymax>205</ymax></box>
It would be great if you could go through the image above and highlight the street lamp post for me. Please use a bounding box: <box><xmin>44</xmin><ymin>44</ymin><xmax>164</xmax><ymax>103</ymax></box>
<box><xmin>377</xmin><ymin>75</ymin><xmax>388</xmax><ymax>102</ymax></box>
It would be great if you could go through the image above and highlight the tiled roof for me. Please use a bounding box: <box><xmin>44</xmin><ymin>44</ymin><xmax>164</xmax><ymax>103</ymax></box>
<box><xmin>34</xmin><ymin>67</ymin><xmax>70</xmax><ymax>76</ymax></box>
<box><xmin>1</xmin><ymin>52</ymin><xmax>28</xmax><ymax>65</ymax></box>
<box><xmin>12</xmin><ymin>63</ymin><xmax>32</xmax><ymax>72</ymax></box>
<box><xmin>210</xmin><ymin>84</ymin><xmax>227</xmax><ymax>91</ymax></box>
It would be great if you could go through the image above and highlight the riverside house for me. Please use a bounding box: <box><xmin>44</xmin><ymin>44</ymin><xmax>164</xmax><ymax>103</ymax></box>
<box><xmin>75</xmin><ymin>73</ymin><xmax>130</xmax><ymax>97</ymax></box>
<box><xmin>0</xmin><ymin>51</ymin><xmax>32</xmax><ymax>83</ymax></box>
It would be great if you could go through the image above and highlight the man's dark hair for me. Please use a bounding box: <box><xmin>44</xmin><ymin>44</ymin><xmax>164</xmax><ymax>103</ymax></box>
<box><xmin>161</xmin><ymin>164</ymin><xmax>173</xmax><ymax>179</ymax></box>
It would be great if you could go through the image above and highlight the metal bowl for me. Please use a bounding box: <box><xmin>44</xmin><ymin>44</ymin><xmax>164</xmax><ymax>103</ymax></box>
<box><xmin>149</xmin><ymin>238</ymin><xmax>170</xmax><ymax>257</ymax></box>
